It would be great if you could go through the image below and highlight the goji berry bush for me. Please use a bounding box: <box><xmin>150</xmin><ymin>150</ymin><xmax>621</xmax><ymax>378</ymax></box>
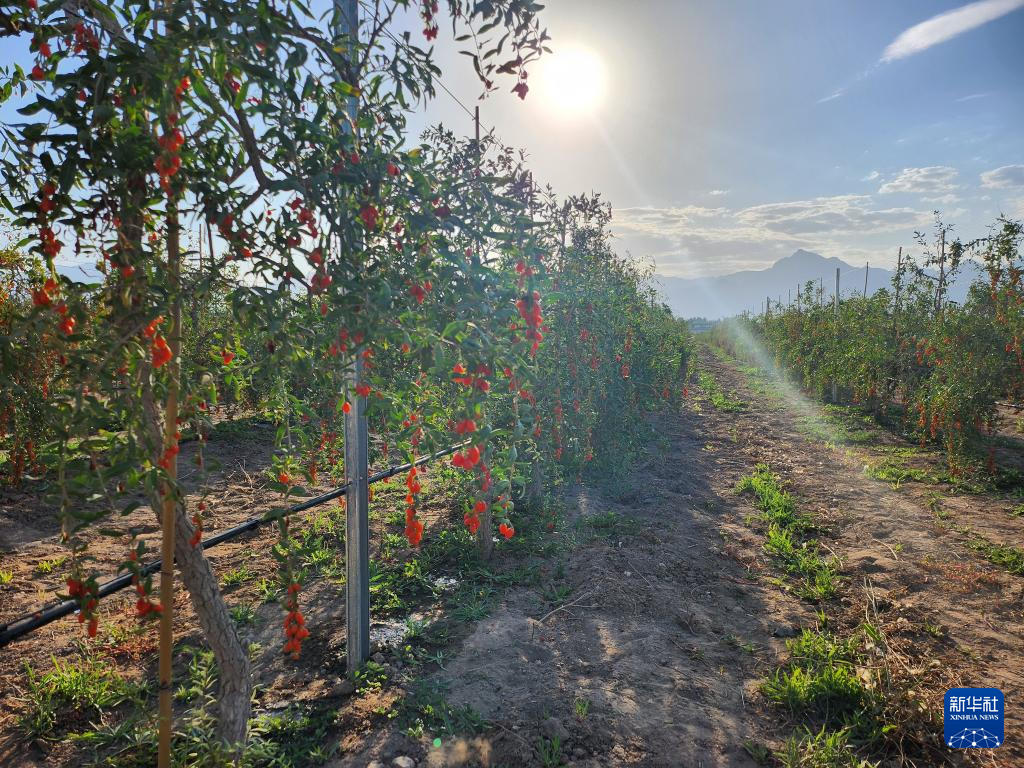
<box><xmin>713</xmin><ymin>217</ymin><xmax>1023</xmax><ymax>473</ymax></box>
<box><xmin>0</xmin><ymin>0</ymin><xmax>690</xmax><ymax>748</ymax></box>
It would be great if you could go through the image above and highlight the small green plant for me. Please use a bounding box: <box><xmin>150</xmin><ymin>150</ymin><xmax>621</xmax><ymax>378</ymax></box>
<box><xmin>230</xmin><ymin>603</ymin><xmax>258</xmax><ymax>626</ymax></box>
<box><xmin>0</xmin><ymin>567</ymin><xmax>13</xmax><ymax>584</ymax></box>
<box><xmin>33</xmin><ymin>555</ymin><xmax>68</xmax><ymax>576</ymax></box>
<box><xmin>221</xmin><ymin>564</ymin><xmax>254</xmax><ymax>587</ymax></box>
<box><xmin>777</xmin><ymin>725</ymin><xmax>871</xmax><ymax>768</ymax></box>
<box><xmin>256</xmin><ymin>577</ymin><xmax>280</xmax><ymax>604</ymax></box>
<box><xmin>742</xmin><ymin>739</ymin><xmax>774</xmax><ymax>765</ymax></box>
<box><xmin>536</xmin><ymin>735</ymin><xmax>564</xmax><ymax>768</ymax></box>
<box><xmin>573</xmin><ymin>696</ymin><xmax>591</xmax><ymax>720</ymax></box>
<box><xmin>353</xmin><ymin>661</ymin><xmax>388</xmax><ymax>695</ymax></box>
<box><xmin>726</xmin><ymin>633</ymin><xmax>758</xmax><ymax>654</ymax></box>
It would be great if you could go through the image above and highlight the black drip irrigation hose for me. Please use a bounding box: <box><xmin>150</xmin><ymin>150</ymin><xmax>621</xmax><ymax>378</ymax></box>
<box><xmin>0</xmin><ymin>441</ymin><xmax>467</xmax><ymax>649</ymax></box>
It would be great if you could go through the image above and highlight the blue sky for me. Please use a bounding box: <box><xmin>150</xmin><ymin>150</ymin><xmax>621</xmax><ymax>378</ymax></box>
<box><xmin>3</xmin><ymin>1</ymin><xmax>1023</xmax><ymax>279</ymax></box>
<box><xmin>400</xmin><ymin>0</ymin><xmax>1024</xmax><ymax>277</ymax></box>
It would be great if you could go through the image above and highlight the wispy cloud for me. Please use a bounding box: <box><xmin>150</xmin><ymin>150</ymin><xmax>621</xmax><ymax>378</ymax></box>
<box><xmin>862</xmin><ymin>171</ymin><xmax>881</xmax><ymax>182</ymax></box>
<box><xmin>955</xmin><ymin>92</ymin><xmax>990</xmax><ymax>102</ymax></box>
<box><xmin>708</xmin><ymin>189</ymin><xmax>730</xmax><ymax>197</ymax></box>
<box><xmin>817</xmin><ymin>89</ymin><xmax>845</xmax><ymax>104</ymax></box>
<box><xmin>980</xmin><ymin>164</ymin><xmax>1024</xmax><ymax>188</ymax></box>
<box><xmin>878</xmin><ymin>166</ymin><xmax>960</xmax><ymax>197</ymax></box>
<box><xmin>881</xmin><ymin>0</ymin><xmax>1024</xmax><ymax>63</ymax></box>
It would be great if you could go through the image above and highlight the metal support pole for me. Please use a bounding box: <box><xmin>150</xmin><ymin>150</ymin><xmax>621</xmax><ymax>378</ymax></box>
<box><xmin>335</xmin><ymin>0</ymin><xmax>370</xmax><ymax>676</ymax></box>
<box><xmin>344</xmin><ymin>356</ymin><xmax>370</xmax><ymax>674</ymax></box>
<box><xmin>832</xmin><ymin>267</ymin><xmax>839</xmax><ymax>403</ymax></box>
<box><xmin>864</xmin><ymin>262</ymin><xmax>869</xmax><ymax>298</ymax></box>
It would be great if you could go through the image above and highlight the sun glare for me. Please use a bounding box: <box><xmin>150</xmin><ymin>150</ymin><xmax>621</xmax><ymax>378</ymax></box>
<box><xmin>537</xmin><ymin>45</ymin><xmax>606</xmax><ymax>115</ymax></box>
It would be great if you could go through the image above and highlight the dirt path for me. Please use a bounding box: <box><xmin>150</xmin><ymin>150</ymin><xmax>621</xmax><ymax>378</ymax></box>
<box><xmin>692</xmin><ymin>346</ymin><xmax>1024</xmax><ymax>762</ymax></box>
<box><xmin>396</xmin><ymin>344</ymin><xmax>1023</xmax><ymax>767</ymax></box>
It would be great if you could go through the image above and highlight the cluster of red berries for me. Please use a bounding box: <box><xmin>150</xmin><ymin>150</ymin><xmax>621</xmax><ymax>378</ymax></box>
<box><xmin>126</xmin><ymin>549</ymin><xmax>162</xmax><ymax>617</ymax></box>
<box><xmin>453</xmin><ymin>362</ymin><xmax>491</xmax><ymax>392</ymax></box>
<box><xmin>155</xmin><ymin>123</ymin><xmax>184</xmax><ymax>195</ymax></box>
<box><xmin>67</xmin><ymin>576</ymin><xmax>100</xmax><ymax>638</ymax></box>
<box><xmin>289</xmin><ymin>197</ymin><xmax>319</xmax><ymax>238</ymax></box>
<box><xmin>360</xmin><ymin>204</ymin><xmax>379</xmax><ymax>231</ymax></box>
<box><xmin>515</xmin><ymin>291</ymin><xmax>544</xmax><ymax>356</ymax></box>
<box><xmin>409</xmin><ymin>279</ymin><xmax>433</xmax><ymax>304</ymax></box>
<box><xmin>31</xmin><ymin>275</ymin><xmax>77</xmax><ymax>334</ymax></box>
<box><xmin>451</xmin><ymin>443</ymin><xmax>481</xmax><ymax>468</ymax></box>
<box><xmin>404</xmin><ymin>467</ymin><xmax>424</xmax><ymax>546</ymax></box>
<box><xmin>158</xmin><ymin>431</ymin><xmax>181</xmax><ymax>471</ymax></box>
<box><xmin>420</xmin><ymin>1</ymin><xmax>439</xmax><ymax>41</ymax></box>
<box><xmin>189</xmin><ymin>501</ymin><xmax>207</xmax><ymax>548</ymax></box>
<box><xmin>144</xmin><ymin>316</ymin><xmax>172</xmax><ymax>368</ymax></box>
<box><xmin>282</xmin><ymin>582</ymin><xmax>309</xmax><ymax>658</ymax></box>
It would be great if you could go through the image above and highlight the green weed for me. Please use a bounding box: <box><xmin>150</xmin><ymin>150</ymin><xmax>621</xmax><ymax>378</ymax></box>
<box><xmin>777</xmin><ymin>725</ymin><xmax>875</xmax><ymax>767</ymax></box>
<box><xmin>737</xmin><ymin>465</ymin><xmax>838</xmax><ymax>601</ymax></box>
<box><xmin>20</xmin><ymin>655</ymin><xmax>144</xmax><ymax>739</ymax></box>
<box><xmin>221</xmin><ymin>564</ymin><xmax>254</xmax><ymax>587</ymax></box>
<box><xmin>34</xmin><ymin>555</ymin><xmax>68</xmax><ymax>576</ymax></box>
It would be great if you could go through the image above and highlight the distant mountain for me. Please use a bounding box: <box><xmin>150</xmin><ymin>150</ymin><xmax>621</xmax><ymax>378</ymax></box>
<box><xmin>654</xmin><ymin>249</ymin><xmax>981</xmax><ymax>321</ymax></box>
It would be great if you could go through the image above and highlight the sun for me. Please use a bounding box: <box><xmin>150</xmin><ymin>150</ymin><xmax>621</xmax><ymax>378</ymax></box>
<box><xmin>536</xmin><ymin>44</ymin><xmax>606</xmax><ymax>115</ymax></box>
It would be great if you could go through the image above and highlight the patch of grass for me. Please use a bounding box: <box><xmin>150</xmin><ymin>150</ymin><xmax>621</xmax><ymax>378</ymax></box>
<box><xmin>762</xmin><ymin>630</ymin><xmax>867</xmax><ymax>719</ymax></box>
<box><xmin>20</xmin><ymin>655</ymin><xmax>145</xmax><ymax>739</ymax></box>
<box><xmin>967</xmin><ymin>538</ymin><xmax>1024</xmax><ymax>575</ymax></box>
<box><xmin>742</xmin><ymin>739</ymin><xmax>774</xmax><ymax>765</ymax></box>
<box><xmin>573</xmin><ymin>696</ymin><xmax>591</xmax><ymax>720</ymax></box>
<box><xmin>737</xmin><ymin>465</ymin><xmax>838</xmax><ymax>601</ymax></box>
<box><xmin>0</xmin><ymin>567</ymin><xmax>13</xmax><ymax>584</ymax></box>
<box><xmin>221</xmin><ymin>563</ymin><xmax>254</xmax><ymax>587</ymax></box>
<box><xmin>73</xmin><ymin>648</ymin><xmax>338</xmax><ymax>767</ymax></box>
<box><xmin>698</xmin><ymin>370</ymin><xmax>747</xmax><ymax>412</ymax></box>
<box><xmin>449</xmin><ymin>584</ymin><xmax>496</xmax><ymax>622</ymax></box>
<box><xmin>34</xmin><ymin>554</ymin><xmax>68</xmax><ymax>576</ymax></box>
<box><xmin>1011</xmin><ymin>503</ymin><xmax>1024</xmax><ymax>518</ymax></box>
<box><xmin>864</xmin><ymin>448</ymin><xmax>944</xmax><ymax>488</ymax></box>
<box><xmin>392</xmin><ymin>679</ymin><xmax>486</xmax><ymax>739</ymax></box>
<box><xmin>777</xmin><ymin>725</ymin><xmax>875</xmax><ymax>767</ymax></box>
<box><xmin>580</xmin><ymin>509</ymin><xmax>640</xmax><ymax>540</ymax></box>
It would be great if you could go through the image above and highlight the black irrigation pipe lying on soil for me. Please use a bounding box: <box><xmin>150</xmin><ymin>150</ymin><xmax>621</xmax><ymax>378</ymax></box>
<box><xmin>0</xmin><ymin>441</ymin><xmax>468</xmax><ymax>649</ymax></box>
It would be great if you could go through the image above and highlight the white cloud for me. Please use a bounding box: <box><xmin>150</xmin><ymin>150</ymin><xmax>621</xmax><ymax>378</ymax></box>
<box><xmin>862</xmin><ymin>171</ymin><xmax>880</xmax><ymax>182</ymax></box>
<box><xmin>708</xmin><ymin>189</ymin><xmax>729</xmax><ymax>197</ymax></box>
<box><xmin>738</xmin><ymin>195</ymin><xmax>929</xmax><ymax>237</ymax></box>
<box><xmin>881</xmin><ymin>0</ymin><xmax>1024</xmax><ymax>63</ymax></box>
<box><xmin>817</xmin><ymin>89</ymin><xmax>844</xmax><ymax>103</ymax></box>
<box><xmin>955</xmin><ymin>92</ymin><xmax>990</xmax><ymax>102</ymax></box>
<box><xmin>878</xmin><ymin>166</ymin><xmax>959</xmax><ymax>196</ymax></box>
<box><xmin>980</xmin><ymin>165</ymin><xmax>1024</xmax><ymax>189</ymax></box>
<box><xmin>611</xmin><ymin>195</ymin><xmax>931</xmax><ymax>278</ymax></box>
